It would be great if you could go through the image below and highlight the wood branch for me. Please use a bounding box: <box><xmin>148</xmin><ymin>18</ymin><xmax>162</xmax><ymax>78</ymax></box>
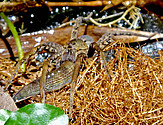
<box><xmin>46</xmin><ymin>1</ymin><xmax>107</xmax><ymax>7</ymax></box>
<box><xmin>0</xmin><ymin>1</ymin><xmax>42</xmax><ymax>13</ymax></box>
<box><xmin>0</xmin><ymin>0</ymin><xmax>162</xmax><ymax>13</ymax></box>
<box><xmin>46</xmin><ymin>0</ymin><xmax>163</xmax><ymax>8</ymax></box>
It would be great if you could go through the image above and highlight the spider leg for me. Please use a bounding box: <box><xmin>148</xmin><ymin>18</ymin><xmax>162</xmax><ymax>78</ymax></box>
<box><xmin>93</xmin><ymin>32</ymin><xmax>116</xmax><ymax>80</ymax></box>
<box><xmin>69</xmin><ymin>54</ymin><xmax>82</xmax><ymax>119</ymax></box>
<box><xmin>12</xmin><ymin>60</ymin><xmax>74</xmax><ymax>102</ymax></box>
<box><xmin>5</xmin><ymin>47</ymin><xmax>38</xmax><ymax>91</ymax></box>
<box><xmin>70</xmin><ymin>17</ymin><xmax>82</xmax><ymax>41</ymax></box>
<box><xmin>89</xmin><ymin>42</ymin><xmax>112</xmax><ymax>81</ymax></box>
<box><xmin>5</xmin><ymin>42</ymin><xmax>64</xmax><ymax>91</ymax></box>
<box><xmin>100</xmin><ymin>50</ymin><xmax>112</xmax><ymax>80</ymax></box>
<box><xmin>96</xmin><ymin>32</ymin><xmax>114</xmax><ymax>50</ymax></box>
<box><xmin>69</xmin><ymin>17</ymin><xmax>83</xmax><ymax>118</ymax></box>
<box><xmin>70</xmin><ymin>12</ymin><xmax>93</xmax><ymax>41</ymax></box>
<box><xmin>69</xmin><ymin>13</ymin><xmax>93</xmax><ymax>119</ymax></box>
<box><xmin>40</xmin><ymin>59</ymin><xmax>49</xmax><ymax>103</ymax></box>
<box><xmin>39</xmin><ymin>52</ymin><xmax>63</xmax><ymax>103</ymax></box>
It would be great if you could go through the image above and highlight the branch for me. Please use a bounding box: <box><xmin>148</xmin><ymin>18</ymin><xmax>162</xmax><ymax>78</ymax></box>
<box><xmin>0</xmin><ymin>1</ymin><xmax>42</xmax><ymax>13</ymax></box>
<box><xmin>47</xmin><ymin>1</ymin><xmax>109</xmax><ymax>7</ymax></box>
<box><xmin>89</xmin><ymin>5</ymin><xmax>143</xmax><ymax>29</ymax></box>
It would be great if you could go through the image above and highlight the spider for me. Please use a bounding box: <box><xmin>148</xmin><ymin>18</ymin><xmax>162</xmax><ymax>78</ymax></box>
<box><xmin>4</xmin><ymin>13</ymin><xmax>113</xmax><ymax>118</ymax></box>
<box><xmin>5</xmin><ymin>13</ymin><xmax>149</xmax><ymax>119</ymax></box>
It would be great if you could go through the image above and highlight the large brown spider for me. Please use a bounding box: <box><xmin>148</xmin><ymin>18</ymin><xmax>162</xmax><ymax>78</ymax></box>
<box><xmin>5</xmin><ymin>13</ymin><xmax>149</xmax><ymax>119</ymax></box>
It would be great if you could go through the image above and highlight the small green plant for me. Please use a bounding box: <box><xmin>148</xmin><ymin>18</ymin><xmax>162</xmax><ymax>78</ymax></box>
<box><xmin>0</xmin><ymin>103</ymin><xmax>68</xmax><ymax>125</ymax></box>
<box><xmin>0</xmin><ymin>12</ymin><xmax>25</xmax><ymax>71</ymax></box>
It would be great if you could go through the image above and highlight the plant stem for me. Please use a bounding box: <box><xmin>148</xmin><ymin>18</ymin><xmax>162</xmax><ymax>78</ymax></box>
<box><xmin>0</xmin><ymin>12</ymin><xmax>25</xmax><ymax>71</ymax></box>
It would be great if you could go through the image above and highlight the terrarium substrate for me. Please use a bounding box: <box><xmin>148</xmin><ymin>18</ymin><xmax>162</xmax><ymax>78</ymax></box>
<box><xmin>0</xmin><ymin>39</ymin><xmax>162</xmax><ymax>124</ymax></box>
<box><xmin>29</xmin><ymin>42</ymin><xmax>163</xmax><ymax>124</ymax></box>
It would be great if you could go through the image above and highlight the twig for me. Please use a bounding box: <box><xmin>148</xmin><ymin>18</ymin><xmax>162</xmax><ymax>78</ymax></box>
<box><xmin>94</xmin><ymin>11</ymin><xmax>124</xmax><ymax>21</ymax></box>
<box><xmin>46</xmin><ymin>1</ymin><xmax>110</xmax><ymax>7</ymax></box>
<box><xmin>89</xmin><ymin>5</ymin><xmax>143</xmax><ymax>29</ymax></box>
<box><xmin>0</xmin><ymin>1</ymin><xmax>114</xmax><ymax>11</ymax></box>
<box><xmin>0</xmin><ymin>1</ymin><xmax>42</xmax><ymax>12</ymax></box>
<box><xmin>0</xmin><ymin>29</ymin><xmax>15</xmax><ymax>61</ymax></box>
<box><xmin>58</xmin><ymin>12</ymin><xmax>93</xmax><ymax>28</ymax></box>
<box><xmin>59</xmin><ymin>5</ymin><xmax>143</xmax><ymax>30</ymax></box>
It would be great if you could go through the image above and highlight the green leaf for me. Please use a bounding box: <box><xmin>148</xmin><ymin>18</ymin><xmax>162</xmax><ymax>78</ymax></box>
<box><xmin>5</xmin><ymin>103</ymin><xmax>68</xmax><ymax>125</ymax></box>
<box><xmin>0</xmin><ymin>109</ymin><xmax>12</xmax><ymax>125</ymax></box>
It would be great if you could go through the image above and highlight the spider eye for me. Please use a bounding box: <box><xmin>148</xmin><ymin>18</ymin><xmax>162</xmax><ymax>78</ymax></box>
<box><xmin>82</xmin><ymin>39</ymin><xmax>86</xmax><ymax>42</ymax></box>
<box><xmin>72</xmin><ymin>42</ymin><xmax>76</xmax><ymax>45</ymax></box>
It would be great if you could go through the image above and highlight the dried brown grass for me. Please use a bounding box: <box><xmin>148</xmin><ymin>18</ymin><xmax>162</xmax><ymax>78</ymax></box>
<box><xmin>32</xmin><ymin>42</ymin><xmax>163</xmax><ymax>124</ymax></box>
<box><xmin>1</xmin><ymin>41</ymin><xmax>162</xmax><ymax>124</ymax></box>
